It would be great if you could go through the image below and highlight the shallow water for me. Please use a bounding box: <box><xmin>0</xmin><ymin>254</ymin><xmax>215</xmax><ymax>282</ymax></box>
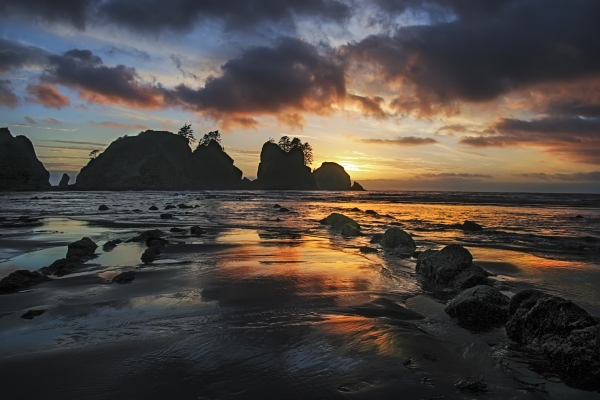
<box><xmin>0</xmin><ymin>191</ymin><xmax>599</xmax><ymax>399</ymax></box>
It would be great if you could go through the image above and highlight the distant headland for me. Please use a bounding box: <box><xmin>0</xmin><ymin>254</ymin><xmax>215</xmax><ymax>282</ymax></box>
<box><xmin>0</xmin><ymin>126</ymin><xmax>365</xmax><ymax>191</ymax></box>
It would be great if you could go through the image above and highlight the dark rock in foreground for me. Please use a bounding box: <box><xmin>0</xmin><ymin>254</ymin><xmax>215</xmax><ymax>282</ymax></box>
<box><xmin>444</xmin><ymin>285</ymin><xmax>509</xmax><ymax>329</ymax></box>
<box><xmin>190</xmin><ymin>226</ymin><xmax>205</xmax><ymax>235</ymax></box>
<box><xmin>40</xmin><ymin>258</ymin><xmax>86</xmax><ymax>277</ymax></box>
<box><xmin>128</xmin><ymin>230</ymin><xmax>166</xmax><ymax>243</ymax></box>
<box><xmin>370</xmin><ymin>233</ymin><xmax>384</xmax><ymax>244</ymax></box>
<box><xmin>66</xmin><ymin>237</ymin><xmax>98</xmax><ymax>259</ymax></box>
<box><xmin>459</xmin><ymin>220</ymin><xmax>483</xmax><ymax>231</ymax></box>
<box><xmin>0</xmin><ymin>127</ymin><xmax>51</xmax><ymax>191</ymax></box>
<box><xmin>112</xmin><ymin>271</ymin><xmax>135</xmax><ymax>284</ymax></box>
<box><xmin>103</xmin><ymin>239</ymin><xmax>122</xmax><ymax>250</ymax></box>
<box><xmin>320</xmin><ymin>213</ymin><xmax>360</xmax><ymax>231</ymax></box>
<box><xmin>379</xmin><ymin>227</ymin><xmax>415</xmax><ymax>252</ymax></box>
<box><xmin>455</xmin><ymin>378</ymin><xmax>488</xmax><ymax>394</ymax></box>
<box><xmin>160</xmin><ymin>213</ymin><xmax>173</xmax><ymax>219</ymax></box>
<box><xmin>313</xmin><ymin>162</ymin><xmax>351</xmax><ymax>191</ymax></box>
<box><xmin>506</xmin><ymin>289</ymin><xmax>600</xmax><ymax>391</ymax></box>
<box><xmin>415</xmin><ymin>244</ymin><xmax>491</xmax><ymax>291</ymax></box>
<box><xmin>21</xmin><ymin>309</ymin><xmax>48</xmax><ymax>319</ymax></box>
<box><xmin>359</xmin><ymin>246</ymin><xmax>378</xmax><ymax>254</ymax></box>
<box><xmin>141</xmin><ymin>246</ymin><xmax>160</xmax><ymax>263</ymax></box>
<box><xmin>98</xmin><ymin>204</ymin><xmax>109</xmax><ymax>211</ymax></box>
<box><xmin>0</xmin><ymin>270</ymin><xmax>52</xmax><ymax>294</ymax></box>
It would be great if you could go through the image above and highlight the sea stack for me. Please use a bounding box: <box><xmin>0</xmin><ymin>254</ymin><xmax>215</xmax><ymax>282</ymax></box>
<box><xmin>58</xmin><ymin>173</ymin><xmax>70</xmax><ymax>189</ymax></box>
<box><xmin>192</xmin><ymin>140</ymin><xmax>243</xmax><ymax>189</ymax></box>
<box><xmin>0</xmin><ymin>127</ymin><xmax>51</xmax><ymax>191</ymax></box>
<box><xmin>255</xmin><ymin>141</ymin><xmax>317</xmax><ymax>190</ymax></box>
<box><xmin>313</xmin><ymin>162</ymin><xmax>351</xmax><ymax>191</ymax></box>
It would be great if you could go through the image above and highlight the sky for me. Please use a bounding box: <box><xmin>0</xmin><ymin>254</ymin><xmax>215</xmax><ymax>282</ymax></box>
<box><xmin>0</xmin><ymin>0</ymin><xmax>599</xmax><ymax>192</ymax></box>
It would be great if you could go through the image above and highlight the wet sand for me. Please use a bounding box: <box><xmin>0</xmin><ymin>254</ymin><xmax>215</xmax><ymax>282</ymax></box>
<box><xmin>1</xmin><ymin>212</ymin><xmax>599</xmax><ymax>399</ymax></box>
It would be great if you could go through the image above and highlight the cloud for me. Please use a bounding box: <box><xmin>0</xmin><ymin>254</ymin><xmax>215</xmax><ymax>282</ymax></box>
<box><xmin>25</xmin><ymin>83</ymin><xmax>70</xmax><ymax>108</ymax></box>
<box><xmin>418</xmin><ymin>173</ymin><xmax>493</xmax><ymax>179</ymax></box>
<box><xmin>39</xmin><ymin>139</ymin><xmax>107</xmax><ymax>146</ymax></box>
<box><xmin>103</xmin><ymin>45</ymin><xmax>151</xmax><ymax>62</ymax></box>
<box><xmin>43</xmin><ymin>117</ymin><xmax>61</xmax><ymax>125</ymax></box>
<box><xmin>459</xmin><ymin>116</ymin><xmax>600</xmax><ymax>164</ymax></box>
<box><xmin>0</xmin><ymin>79</ymin><xmax>19</xmax><ymax>108</ymax></box>
<box><xmin>345</xmin><ymin>0</ymin><xmax>600</xmax><ymax>116</ymax></box>
<box><xmin>357</xmin><ymin>136</ymin><xmax>437</xmax><ymax>146</ymax></box>
<box><xmin>519</xmin><ymin>171</ymin><xmax>600</xmax><ymax>182</ymax></box>
<box><xmin>172</xmin><ymin>37</ymin><xmax>346</xmax><ymax>123</ymax></box>
<box><xmin>347</xmin><ymin>94</ymin><xmax>387</xmax><ymax>118</ymax></box>
<box><xmin>0</xmin><ymin>37</ymin><xmax>49</xmax><ymax>72</ymax></box>
<box><xmin>0</xmin><ymin>0</ymin><xmax>350</xmax><ymax>33</ymax></box>
<box><xmin>88</xmin><ymin>121</ymin><xmax>149</xmax><ymax>130</ymax></box>
<box><xmin>25</xmin><ymin>116</ymin><xmax>36</xmax><ymax>124</ymax></box>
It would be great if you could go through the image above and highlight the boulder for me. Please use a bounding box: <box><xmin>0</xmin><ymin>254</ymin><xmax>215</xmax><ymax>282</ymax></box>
<box><xmin>320</xmin><ymin>213</ymin><xmax>360</xmax><ymax>231</ymax></box>
<box><xmin>350</xmin><ymin>181</ymin><xmax>365</xmax><ymax>191</ymax></box>
<box><xmin>128</xmin><ymin>230</ymin><xmax>166</xmax><ymax>243</ymax></box>
<box><xmin>146</xmin><ymin>237</ymin><xmax>168</xmax><ymax>247</ymax></box>
<box><xmin>58</xmin><ymin>173</ymin><xmax>70</xmax><ymax>188</ymax></box>
<box><xmin>178</xmin><ymin>203</ymin><xmax>193</xmax><ymax>209</ymax></box>
<box><xmin>164</xmin><ymin>205</ymin><xmax>176</xmax><ymax>210</ymax></box>
<box><xmin>341</xmin><ymin>224</ymin><xmax>361</xmax><ymax>237</ymax></box>
<box><xmin>379</xmin><ymin>228</ymin><xmax>416</xmax><ymax>252</ymax></box>
<box><xmin>170</xmin><ymin>227</ymin><xmax>186</xmax><ymax>233</ymax></box>
<box><xmin>21</xmin><ymin>309</ymin><xmax>48</xmax><ymax>319</ymax></box>
<box><xmin>0</xmin><ymin>128</ymin><xmax>51</xmax><ymax>191</ymax></box>
<box><xmin>160</xmin><ymin>213</ymin><xmax>173</xmax><ymax>219</ymax></box>
<box><xmin>415</xmin><ymin>244</ymin><xmax>490</xmax><ymax>290</ymax></box>
<box><xmin>190</xmin><ymin>226</ymin><xmax>205</xmax><ymax>235</ymax></box>
<box><xmin>444</xmin><ymin>285</ymin><xmax>510</xmax><ymax>328</ymax></box>
<box><xmin>255</xmin><ymin>141</ymin><xmax>317</xmax><ymax>190</ymax></box>
<box><xmin>66</xmin><ymin>237</ymin><xmax>98</xmax><ymax>259</ymax></box>
<box><xmin>112</xmin><ymin>271</ymin><xmax>135</xmax><ymax>284</ymax></box>
<box><xmin>365</xmin><ymin>210</ymin><xmax>378</xmax><ymax>215</ymax></box>
<box><xmin>506</xmin><ymin>290</ymin><xmax>600</xmax><ymax>391</ymax></box>
<box><xmin>98</xmin><ymin>204</ymin><xmax>109</xmax><ymax>211</ymax></box>
<box><xmin>460</xmin><ymin>220</ymin><xmax>483</xmax><ymax>231</ymax></box>
<box><xmin>0</xmin><ymin>270</ymin><xmax>52</xmax><ymax>294</ymax></box>
<box><xmin>506</xmin><ymin>291</ymin><xmax>597</xmax><ymax>346</ymax></box>
<box><xmin>141</xmin><ymin>246</ymin><xmax>160</xmax><ymax>263</ymax></box>
<box><xmin>370</xmin><ymin>233</ymin><xmax>384</xmax><ymax>244</ymax></box>
<box><xmin>313</xmin><ymin>162</ymin><xmax>351</xmax><ymax>190</ymax></box>
<box><xmin>103</xmin><ymin>239</ymin><xmax>122</xmax><ymax>250</ymax></box>
<box><xmin>149</xmin><ymin>205</ymin><xmax>158</xmax><ymax>211</ymax></box>
<box><xmin>40</xmin><ymin>258</ymin><xmax>86</xmax><ymax>277</ymax></box>
<box><xmin>279</xmin><ymin>207</ymin><xmax>289</xmax><ymax>212</ymax></box>
<box><xmin>359</xmin><ymin>246</ymin><xmax>378</xmax><ymax>254</ymax></box>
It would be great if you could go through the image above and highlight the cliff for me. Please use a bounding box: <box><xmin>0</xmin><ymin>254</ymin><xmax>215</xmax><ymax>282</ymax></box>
<box><xmin>0</xmin><ymin>128</ymin><xmax>50</xmax><ymax>191</ymax></box>
<box><xmin>255</xmin><ymin>142</ymin><xmax>317</xmax><ymax>190</ymax></box>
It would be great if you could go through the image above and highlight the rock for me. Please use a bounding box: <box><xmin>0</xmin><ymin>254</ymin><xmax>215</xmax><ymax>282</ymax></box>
<box><xmin>279</xmin><ymin>207</ymin><xmax>289</xmax><ymax>212</ymax></box>
<box><xmin>0</xmin><ymin>270</ymin><xmax>52</xmax><ymax>294</ymax></box>
<box><xmin>58</xmin><ymin>173</ymin><xmax>70</xmax><ymax>188</ymax></box>
<box><xmin>460</xmin><ymin>220</ymin><xmax>483</xmax><ymax>231</ymax></box>
<box><xmin>350</xmin><ymin>181</ymin><xmax>365</xmax><ymax>191</ymax></box>
<box><xmin>575</xmin><ymin>215</ymin><xmax>583</xmax><ymax>219</ymax></box>
<box><xmin>444</xmin><ymin>285</ymin><xmax>510</xmax><ymax>328</ymax></box>
<box><xmin>98</xmin><ymin>204</ymin><xmax>109</xmax><ymax>211</ymax></box>
<box><xmin>146</xmin><ymin>237</ymin><xmax>168</xmax><ymax>247</ymax></box>
<box><xmin>542</xmin><ymin>324</ymin><xmax>600</xmax><ymax>391</ymax></box>
<box><xmin>40</xmin><ymin>258</ymin><xmax>86</xmax><ymax>277</ymax></box>
<box><xmin>359</xmin><ymin>246</ymin><xmax>378</xmax><ymax>254</ymax></box>
<box><xmin>20</xmin><ymin>309</ymin><xmax>48</xmax><ymax>319</ymax></box>
<box><xmin>75</xmin><ymin>130</ymin><xmax>242</xmax><ymax>190</ymax></box>
<box><xmin>455</xmin><ymin>379</ymin><xmax>488</xmax><ymax>394</ymax></box>
<box><xmin>370</xmin><ymin>233</ymin><xmax>384</xmax><ymax>244</ymax></box>
<box><xmin>255</xmin><ymin>141</ymin><xmax>317</xmax><ymax>190</ymax></box>
<box><xmin>170</xmin><ymin>227</ymin><xmax>186</xmax><ymax>233</ymax></box>
<box><xmin>160</xmin><ymin>213</ymin><xmax>173</xmax><ymax>219</ymax></box>
<box><xmin>506</xmin><ymin>290</ymin><xmax>600</xmax><ymax>391</ymax></box>
<box><xmin>141</xmin><ymin>246</ymin><xmax>160</xmax><ymax>263</ymax></box>
<box><xmin>320</xmin><ymin>213</ymin><xmax>360</xmax><ymax>231</ymax></box>
<box><xmin>313</xmin><ymin>162</ymin><xmax>351</xmax><ymax>190</ymax></box>
<box><xmin>416</xmin><ymin>249</ymin><xmax>438</xmax><ymax>263</ymax></box>
<box><xmin>415</xmin><ymin>245</ymin><xmax>491</xmax><ymax>290</ymax></box>
<box><xmin>190</xmin><ymin>226</ymin><xmax>205</xmax><ymax>235</ymax></box>
<box><xmin>128</xmin><ymin>229</ymin><xmax>166</xmax><ymax>243</ymax></box>
<box><xmin>112</xmin><ymin>271</ymin><xmax>135</xmax><ymax>284</ymax></box>
<box><xmin>350</xmin><ymin>207</ymin><xmax>361</xmax><ymax>212</ymax></box>
<box><xmin>365</xmin><ymin>210</ymin><xmax>378</xmax><ymax>215</ymax></box>
<box><xmin>178</xmin><ymin>203</ymin><xmax>192</xmax><ymax>209</ymax></box>
<box><xmin>149</xmin><ymin>205</ymin><xmax>158</xmax><ymax>210</ymax></box>
<box><xmin>103</xmin><ymin>239</ymin><xmax>122</xmax><ymax>250</ymax></box>
<box><xmin>379</xmin><ymin>227</ymin><xmax>416</xmax><ymax>252</ymax></box>
<box><xmin>0</xmin><ymin>128</ymin><xmax>51</xmax><ymax>191</ymax></box>
<box><xmin>164</xmin><ymin>205</ymin><xmax>176</xmax><ymax>210</ymax></box>
<box><xmin>506</xmin><ymin>291</ymin><xmax>597</xmax><ymax>347</ymax></box>
<box><xmin>341</xmin><ymin>224</ymin><xmax>361</xmax><ymax>237</ymax></box>
<box><xmin>66</xmin><ymin>237</ymin><xmax>98</xmax><ymax>259</ymax></box>
<box><xmin>274</xmin><ymin>204</ymin><xmax>281</xmax><ymax>208</ymax></box>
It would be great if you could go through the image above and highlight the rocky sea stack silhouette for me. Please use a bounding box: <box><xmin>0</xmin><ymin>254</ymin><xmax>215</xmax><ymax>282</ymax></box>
<box><xmin>76</xmin><ymin>130</ymin><xmax>242</xmax><ymax>190</ymax></box>
<box><xmin>313</xmin><ymin>162</ymin><xmax>351</xmax><ymax>190</ymax></box>
<box><xmin>0</xmin><ymin>127</ymin><xmax>50</xmax><ymax>191</ymax></box>
<box><xmin>255</xmin><ymin>141</ymin><xmax>317</xmax><ymax>190</ymax></box>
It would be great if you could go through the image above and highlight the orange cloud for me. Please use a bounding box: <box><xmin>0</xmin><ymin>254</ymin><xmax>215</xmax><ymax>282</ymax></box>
<box><xmin>25</xmin><ymin>83</ymin><xmax>70</xmax><ymax>109</ymax></box>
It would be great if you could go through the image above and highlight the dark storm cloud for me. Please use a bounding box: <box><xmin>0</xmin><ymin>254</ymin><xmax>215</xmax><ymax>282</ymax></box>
<box><xmin>346</xmin><ymin>0</ymin><xmax>600</xmax><ymax>116</ymax></box>
<box><xmin>43</xmin><ymin>49</ymin><xmax>168</xmax><ymax>108</ymax></box>
<box><xmin>0</xmin><ymin>38</ymin><xmax>48</xmax><ymax>73</ymax></box>
<box><xmin>0</xmin><ymin>79</ymin><xmax>18</xmax><ymax>108</ymax></box>
<box><xmin>357</xmin><ymin>136</ymin><xmax>437</xmax><ymax>146</ymax></box>
<box><xmin>460</xmin><ymin>117</ymin><xmax>600</xmax><ymax>165</ymax></box>
<box><xmin>0</xmin><ymin>0</ymin><xmax>350</xmax><ymax>33</ymax></box>
<box><xmin>172</xmin><ymin>38</ymin><xmax>346</xmax><ymax>117</ymax></box>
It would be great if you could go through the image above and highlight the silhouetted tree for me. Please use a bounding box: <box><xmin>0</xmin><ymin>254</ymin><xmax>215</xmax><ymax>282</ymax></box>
<box><xmin>276</xmin><ymin>136</ymin><xmax>312</xmax><ymax>166</ymax></box>
<box><xmin>89</xmin><ymin>149</ymin><xmax>99</xmax><ymax>159</ymax></box>
<box><xmin>198</xmin><ymin>130</ymin><xmax>221</xmax><ymax>147</ymax></box>
<box><xmin>178</xmin><ymin>123</ymin><xmax>196</xmax><ymax>143</ymax></box>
